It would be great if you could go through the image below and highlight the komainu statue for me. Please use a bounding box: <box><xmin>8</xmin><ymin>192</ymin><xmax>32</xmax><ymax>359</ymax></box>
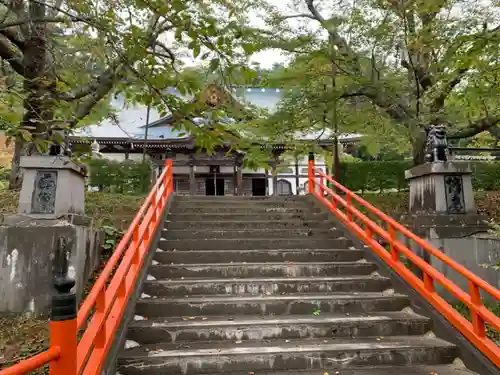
<box><xmin>424</xmin><ymin>125</ymin><xmax>449</xmax><ymax>162</ymax></box>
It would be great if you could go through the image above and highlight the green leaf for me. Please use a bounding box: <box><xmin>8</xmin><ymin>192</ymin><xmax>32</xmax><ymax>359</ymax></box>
<box><xmin>209</xmin><ymin>58</ymin><xmax>220</xmax><ymax>72</ymax></box>
<box><xmin>193</xmin><ymin>43</ymin><xmax>201</xmax><ymax>58</ymax></box>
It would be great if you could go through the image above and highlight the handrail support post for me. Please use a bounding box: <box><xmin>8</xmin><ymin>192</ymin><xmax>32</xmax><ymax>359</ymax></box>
<box><xmin>49</xmin><ymin>238</ymin><xmax>77</xmax><ymax>375</ymax></box>
<box><xmin>308</xmin><ymin>152</ymin><xmax>315</xmax><ymax>194</ymax></box>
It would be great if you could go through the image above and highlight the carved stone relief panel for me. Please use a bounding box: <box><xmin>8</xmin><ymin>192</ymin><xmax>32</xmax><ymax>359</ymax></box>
<box><xmin>32</xmin><ymin>171</ymin><xmax>58</xmax><ymax>214</ymax></box>
<box><xmin>444</xmin><ymin>175</ymin><xmax>466</xmax><ymax>214</ymax></box>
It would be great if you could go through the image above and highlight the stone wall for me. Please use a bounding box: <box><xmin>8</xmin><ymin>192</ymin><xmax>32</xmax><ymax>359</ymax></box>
<box><xmin>427</xmin><ymin>234</ymin><xmax>500</xmax><ymax>302</ymax></box>
<box><xmin>0</xmin><ymin>214</ymin><xmax>102</xmax><ymax>315</ymax></box>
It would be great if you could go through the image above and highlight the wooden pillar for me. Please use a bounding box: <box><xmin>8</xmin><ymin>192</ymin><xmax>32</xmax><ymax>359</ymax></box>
<box><xmin>189</xmin><ymin>160</ymin><xmax>196</xmax><ymax>195</ymax></box>
<box><xmin>264</xmin><ymin>168</ymin><xmax>269</xmax><ymax>196</ymax></box>
<box><xmin>294</xmin><ymin>156</ymin><xmax>299</xmax><ymax>195</ymax></box>
<box><xmin>236</xmin><ymin>166</ymin><xmax>243</xmax><ymax>195</ymax></box>
<box><xmin>271</xmin><ymin>156</ymin><xmax>278</xmax><ymax>197</ymax></box>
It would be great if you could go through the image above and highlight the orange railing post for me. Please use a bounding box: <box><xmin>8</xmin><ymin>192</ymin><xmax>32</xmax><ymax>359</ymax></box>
<box><xmin>165</xmin><ymin>157</ymin><xmax>173</xmax><ymax>195</ymax></box>
<box><xmin>49</xmin><ymin>239</ymin><xmax>77</xmax><ymax>375</ymax></box>
<box><xmin>308</xmin><ymin>152</ymin><xmax>315</xmax><ymax>193</ymax></box>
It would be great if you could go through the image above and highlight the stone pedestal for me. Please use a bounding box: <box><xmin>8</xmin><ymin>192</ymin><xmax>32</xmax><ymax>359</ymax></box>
<box><xmin>405</xmin><ymin>162</ymin><xmax>475</xmax><ymax>215</ymax></box>
<box><xmin>0</xmin><ymin>214</ymin><xmax>102</xmax><ymax>315</ymax></box>
<box><xmin>402</xmin><ymin>162</ymin><xmax>492</xmax><ymax>301</ymax></box>
<box><xmin>18</xmin><ymin>156</ymin><xmax>86</xmax><ymax>217</ymax></box>
<box><xmin>0</xmin><ymin>156</ymin><xmax>101</xmax><ymax>315</ymax></box>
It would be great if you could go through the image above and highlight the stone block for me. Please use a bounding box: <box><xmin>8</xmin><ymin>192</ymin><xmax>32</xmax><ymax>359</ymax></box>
<box><xmin>405</xmin><ymin>162</ymin><xmax>475</xmax><ymax>214</ymax></box>
<box><xmin>18</xmin><ymin>156</ymin><xmax>86</xmax><ymax>217</ymax></box>
<box><xmin>0</xmin><ymin>214</ymin><xmax>102</xmax><ymax>315</ymax></box>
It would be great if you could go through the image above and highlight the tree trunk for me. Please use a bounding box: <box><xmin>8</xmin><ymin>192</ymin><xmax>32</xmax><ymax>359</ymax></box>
<box><xmin>411</xmin><ymin>127</ymin><xmax>427</xmax><ymax>166</ymax></box>
<box><xmin>8</xmin><ymin>138</ymin><xmax>24</xmax><ymax>190</ymax></box>
<box><xmin>8</xmin><ymin>1</ymin><xmax>54</xmax><ymax>190</ymax></box>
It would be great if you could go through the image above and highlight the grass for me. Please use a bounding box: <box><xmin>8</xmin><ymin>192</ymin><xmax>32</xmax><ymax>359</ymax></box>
<box><xmin>0</xmin><ymin>189</ymin><xmax>145</xmax><ymax>371</ymax></box>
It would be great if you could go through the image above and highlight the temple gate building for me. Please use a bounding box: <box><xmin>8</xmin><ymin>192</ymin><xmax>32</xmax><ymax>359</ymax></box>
<box><xmin>71</xmin><ymin>85</ymin><xmax>361</xmax><ymax>196</ymax></box>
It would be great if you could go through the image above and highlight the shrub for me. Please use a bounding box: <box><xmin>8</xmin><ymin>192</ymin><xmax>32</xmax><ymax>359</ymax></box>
<box><xmin>339</xmin><ymin>160</ymin><xmax>412</xmax><ymax>193</ymax></box>
<box><xmin>337</xmin><ymin>160</ymin><xmax>500</xmax><ymax>192</ymax></box>
<box><xmin>87</xmin><ymin>158</ymin><xmax>152</xmax><ymax>195</ymax></box>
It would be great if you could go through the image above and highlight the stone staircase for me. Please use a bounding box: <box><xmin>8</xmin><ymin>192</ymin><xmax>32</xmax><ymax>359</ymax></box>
<box><xmin>117</xmin><ymin>196</ymin><xmax>477</xmax><ymax>375</ymax></box>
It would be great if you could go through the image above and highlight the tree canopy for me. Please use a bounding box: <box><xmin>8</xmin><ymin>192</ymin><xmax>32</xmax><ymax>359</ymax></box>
<box><xmin>249</xmin><ymin>0</ymin><xmax>500</xmax><ymax>163</ymax></box>
<box><xmin>0</xmin><ymin>0</ymin><xmax>263</xmax><ymax>187</ymax></box>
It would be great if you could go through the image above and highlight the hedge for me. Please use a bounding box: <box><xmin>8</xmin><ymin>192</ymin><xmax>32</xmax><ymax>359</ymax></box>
<box><xmin>87</xmin><ymin>158</ymin><xmax>152</xmax><ymax>195</ymax></box>
<box><xmin>337</xmin><ymin>160</ymin><xmax>500</xmax><ymax>192</ymax></box>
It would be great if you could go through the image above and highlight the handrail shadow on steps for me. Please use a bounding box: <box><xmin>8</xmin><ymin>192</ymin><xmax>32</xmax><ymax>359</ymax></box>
<box><xmin>0</xmin><ymin>159</ymin><xmax>174</xmax><ymax>375</ymax></box>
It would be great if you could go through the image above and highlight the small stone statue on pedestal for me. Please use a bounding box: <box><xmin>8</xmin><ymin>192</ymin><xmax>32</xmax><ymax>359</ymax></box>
<box><xmin>404</xmin><ymin>123</ymin><xmax>488</xmax><ymax>234</ymax></box>
<box><xmin>424</xmin><ymin>125</ymin><xmax>449</xmax><ymax>163</ymax></box>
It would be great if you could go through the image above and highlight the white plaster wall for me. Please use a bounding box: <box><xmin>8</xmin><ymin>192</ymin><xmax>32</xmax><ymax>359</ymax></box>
<box><xmin>100</xmin><ymin>153</ymin><xmax>145</xmax><ymax>162</ymax></box>
<box><xmin>193</xmin><ymin>165</ymin><xmax>210</xmax><ymax>174</ymax></box>
<box><xmin>174</xmin><ymin>154</ymin><xmax>189</xmax><ymax>161</ymax></box>
<box><xmin>173</xmin><ymin>166</ymin><xmax>190</xmax><ymax>174</ymax></box>
<box><xmin>242</xmin><ymin>168</ymin><xmax>266</xmax><ymax>174</ymax></box>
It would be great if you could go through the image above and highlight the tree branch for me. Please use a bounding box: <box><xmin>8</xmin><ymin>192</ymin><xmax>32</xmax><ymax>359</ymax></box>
<box><xmin>55</xmin><ymin>62</ymin><xmax>121</xmax><ymax>101</ymax></box>
<box><xmin>69</xmin><ymin>65</ymin><xmax>125</xmax><ymax>127</ymax></box>
<box><xmin>279</xmin><ymin>13</ymin><xmax>317</xmax><ymax>21</ymax></box>
<box><xmin>430</xmin><ymin>67</ymin><xmax>468</xmax><ymax>111</ymax></box>
<box><xmin>0</xmin><ymin>16</ymin><xmax>69</xmax><ymax>30</ymax></box>
<box><xmin>0</xmin><ymin>34</ymin><xmax>24</xmax><ymax>75</ymax></box>
<box><xmin>448</xmin><ymin>116</ymin><xmax>500</xmax><ymax>139</ymax></box>
<box><xmin>0</xmin><ymin>29</ymin><xmax>24</xmax><ymax>50</ymax></box>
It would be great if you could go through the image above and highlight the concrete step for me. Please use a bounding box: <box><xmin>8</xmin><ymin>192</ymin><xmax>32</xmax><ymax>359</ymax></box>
<box><xmin>169</xmin><ymin>206</ymin><xmax>320</xmax><ymax>214</ymax></box>
<box><xmin>166</xmin><ymin>212</ymin><xmax>330</xmax><ymax>222</ymax></box>
<box><xmin>134</xmin><ymin>293</ymin><xmax>410</xmax><ymax>317</ymax></box>
<box><xmin>174</xmin><ymin>195</ymin><xmax>309</xmax><ymax>201</ymax></box>
<box><xmin>141</xmin><ymin>275</ymin><xmax>392</xmax><ymax>296</ymax></box>
<box><xmin>126</xmin><ymin>365</ymin><xmax>477</xmax><ymax>375</ymax></box>
<box><xmin>153</xmin><ymin>249</ymin><xmax>365</xmax><ymax>264</ymax></box>
<box><xmin>171</xmin><ymin>199</ymin><xmax>313</xmax><ymax>208</ymax></box>
<box><xmin>162</xmin><ymin>228</ymin><xmax>343</xmax><ymax>240</ymax></box>
<box><xmin>126</xmin><ymin>311</ymin><xmax>431</xmax><ymax>344</ymax></box>
<box><xmin>165</xmin><ymin>220</ymin><xmax>333</xmax><ymax>230</ymax></box>
<box><xmin>159</xmin><ymin>237</ymin><xmax>352</xmax><ymax>251</ymax></box>
<box><xmin>147</xmin><ymin>262</ymin><xmax>376</xmax><ymax>279</ymax></box>
<box><xmin>117</xmin><ymin>336</ymin><xmax>457</xmax><ymax>374</ymax></box>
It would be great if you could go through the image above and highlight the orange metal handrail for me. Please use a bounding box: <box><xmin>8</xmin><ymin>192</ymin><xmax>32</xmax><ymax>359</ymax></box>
<box><xmin>0</xmin><ymin>159</ymin><xmax>174</xmax><ymax>375</ymax></box>
<box><xmin>308</xmin><ymin>159</ymin><xmax>500</xmax><ymax>367</ymax></box>
<box><xmin>0</xmin><ymin>347</ymin><xmax>61</xmax><ymax>375</ymax></box>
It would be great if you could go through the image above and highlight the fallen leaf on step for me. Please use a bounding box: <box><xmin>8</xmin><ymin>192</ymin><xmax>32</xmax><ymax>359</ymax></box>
<box><xmin>202</xmin><ymin>317</ymin><xmax>208</xmax><ymax>321</ymax></box>
<box><xmin>323</xmin><ymin>340</ymin><xmax>328</xmax><ymax>343</ymax></box>
<box><xmin>182</xmin><ymin>316</ymin><xmax>196</xmax><ymax>321</ymax></box>
<box><xmin>430</xmin><ymin>373</ymin><xmax>438</xmax><ymax>375</ymax></box>
<box><xmin>324</xmin><ymin>372</ymin><xmax>329</xmax><ymax>375</ymax></box>
<box><xmin>285</xmin><ymin>340</ymin><xmax>290</xmax><ymax>343</ymax></box>
<box><xmin>248</xmin><ymin>372</ymin><xmax>255</xmax><ymax>375</ymax></box>
<box><xmin>235</xmin><ymin>340</ymin><xmax>242</xmax><ymax>344</ymax></box>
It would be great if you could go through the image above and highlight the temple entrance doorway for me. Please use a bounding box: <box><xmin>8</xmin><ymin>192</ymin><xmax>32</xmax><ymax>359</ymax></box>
<box><xmin>205</xmin><ymin>178</ymin><xmax>225</xmax><ymax>196</ymax></box>
<box><xmin>252</xmin><ymin>178</ymin><xmax>266</xmax><ymax>196</ymax></box>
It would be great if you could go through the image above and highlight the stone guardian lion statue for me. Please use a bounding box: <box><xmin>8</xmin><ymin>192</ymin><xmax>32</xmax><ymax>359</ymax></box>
<box><xmin>424</xmin><ymin>125</ymin><xmax>449</xmax><ymax>162</ymax></box>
